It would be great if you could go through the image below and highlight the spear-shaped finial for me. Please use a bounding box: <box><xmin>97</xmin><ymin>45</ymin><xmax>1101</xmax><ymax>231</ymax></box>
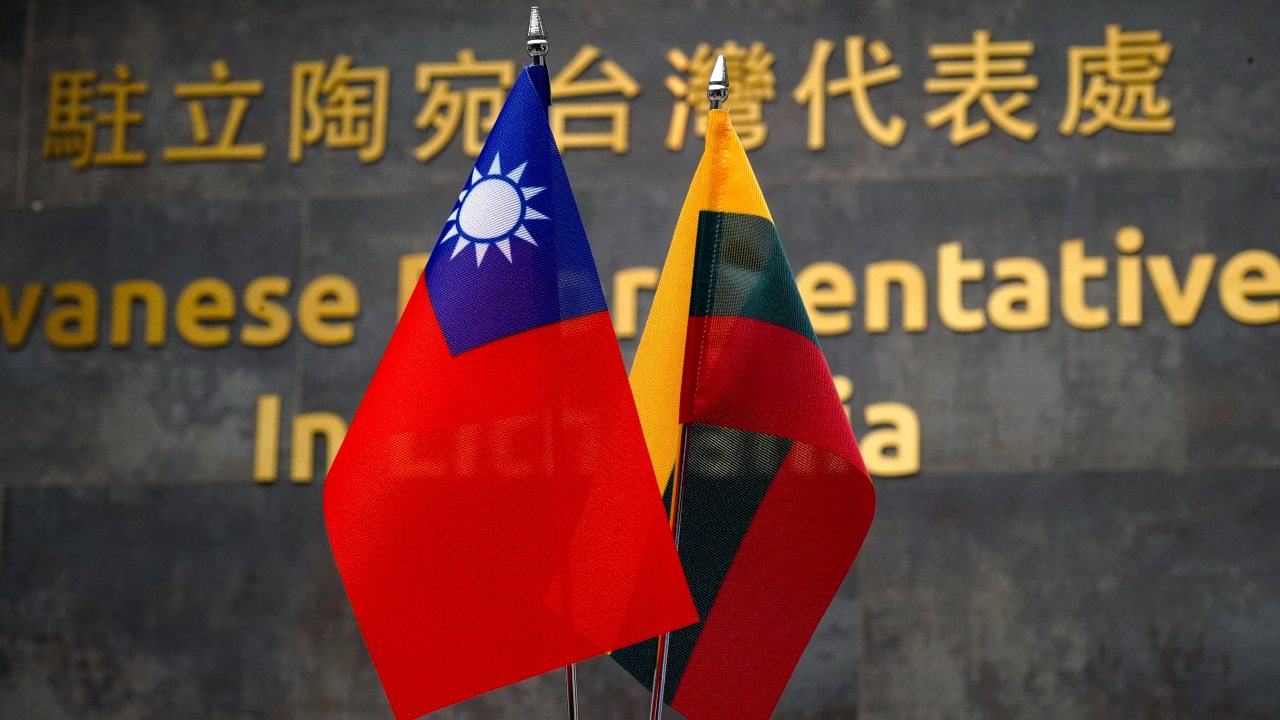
<box><xmin>708</xmin><ymin>54</ymin><xmax>728</xmax><ymax>109</ymax></box>
<box><xmin>527</xmin><ymin>7</ymin><xmax>548</xmax><ymax>65</ymax></box>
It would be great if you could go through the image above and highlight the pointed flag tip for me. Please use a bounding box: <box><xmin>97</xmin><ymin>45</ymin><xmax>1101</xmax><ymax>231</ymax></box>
<box><xmin>710</xmin><ymin>55</ymin><xmax>727</xmax><ymax>85</ymax></box>
<box><xmin>708</xmin><ymin>54</ymin><xmax>729</xmax><ymax>108</ymax></box>
<box><xmin>527</xmin><ymin>6</ymin><xmax>548</xmax><ymax>63</ymax></box>
<box><xmin>527</xmin><ymin>7</ymin><xmax>546</xmax><ymax>40</ymax></box>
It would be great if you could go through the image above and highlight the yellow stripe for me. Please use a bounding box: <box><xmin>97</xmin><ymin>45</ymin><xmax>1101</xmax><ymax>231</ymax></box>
<box><xmin>629</xmin><ymin>110</ymin><xmax>771</xmax><ymax>493</ymax></box>
<box><xmin>703</xmin><ymin>110</ymin><xmax>772</xmax><ymax>220</ymax></box>
<box><xmin>629</xmin><ymin>147</ymin><xmax>705</xmax><ymax>492</ymax></box>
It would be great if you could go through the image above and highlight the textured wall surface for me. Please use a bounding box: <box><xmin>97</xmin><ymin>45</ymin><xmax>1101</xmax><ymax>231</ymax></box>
<box><xmin>2</xmin><ymin>1</ymin><xmax>1278</xmax><ymax>718</ymax></box>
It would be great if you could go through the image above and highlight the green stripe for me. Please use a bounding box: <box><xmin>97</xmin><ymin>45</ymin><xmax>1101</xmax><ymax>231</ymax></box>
<box><xmin>662</xmin><ymin>467</ymin><xmax>674</xmax><ymax>513</ymax></box>
<box><xmin>689</xmin><ymin>211</ymin><xmax>817</xmax><ymax>343</ymax></box>
<box><xmin>610</xmin><ymin>424</ymin><xmax>793</xmax><ymax>700</ymax></box>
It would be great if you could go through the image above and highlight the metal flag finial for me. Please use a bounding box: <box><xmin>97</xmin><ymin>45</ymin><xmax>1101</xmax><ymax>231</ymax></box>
<box><xmin>527</xmin><ymin>6</ymin><xmax>548</xmax><ymax>65</ymax></box>
<box><xmin>708</xmin><ymin>54</ymin><xmax>728</xmax><ymax>109</ymax></box>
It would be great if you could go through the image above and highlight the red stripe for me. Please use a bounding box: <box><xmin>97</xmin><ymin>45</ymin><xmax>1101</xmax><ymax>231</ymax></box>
<box><xmin>325</xmin><ymin>281</ymin><xmax>697</xmax><ymax>719</ymax></box>
<box><xmin>672</xmin><ymin>442</ymin><xmax>875</xmax><ymax>720</ymax></box>
<box><xmin>682</xmin><ymin>315</ymin><xmax>867</xmax><ymax>475</ymax></box>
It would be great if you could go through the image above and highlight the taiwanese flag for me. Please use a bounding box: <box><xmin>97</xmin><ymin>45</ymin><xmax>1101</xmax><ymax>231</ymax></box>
<box><xmin>610</xmin><ymin>109</ymin><xmax>876</xmax><ymax>719</ymax></box>
<box><xmin>324</xmin><ymin>64</ymin><xmax>697</xmax><ymax>719</ymax></box>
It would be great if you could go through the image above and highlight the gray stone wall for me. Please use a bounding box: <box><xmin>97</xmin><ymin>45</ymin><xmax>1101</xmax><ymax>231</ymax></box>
<box><xmin>2</xmin><ymin>1</ymin><xmax>1278</xmax><ymax>718</ymax></box>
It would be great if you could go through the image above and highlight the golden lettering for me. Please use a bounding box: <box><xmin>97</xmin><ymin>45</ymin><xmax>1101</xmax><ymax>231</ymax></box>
<box><xmin>290</xmin><ymin>56</ymin><xmax>389</xmax><ymax>164</ymax></box>
<box><xmin>414</xmin><ymin>50</ymin><xmax>516</xmax><ymax>162</ymax></box>
<box><xmin>612</xmin><ymin>266</ymin><xmax>660</xmax><ymax>339</ymax></box>
<box><xmin>92</xmin><ymin>64</ymin><xmax>149</xmax><ymax>166</ymax></box>
<box><xmin>254</xmin><ymin>394</ymin><xmax>282</xmax><ymax>483</ymax></box>
<box><xmin>1116</xmin><ymin>226</ymin><xmax>1145</xmax><ymax>326</ymax></box>
<box><xmin>1061</xmin><ymin>25</ymin><xmax>1174</xmax><ymax>136</ymax></box>
<box><xmin>836</xmin><ymin>374</ymin><xmax>920</xmax><ymax>477</ymax></box>
<box><xmin>176</xmin><ymin>278</ymin><xmax>235</xmax><ymax>348</ymax></box>
<box><xmin>1</xmin><ymin>283</ymin><xmax>44</xmax><ymax>349</ymax></box>
<box><xmin>45</xmin><ymin>281</ymin><xmax>99</xmax><ymax>350</ymax></box>
<box><xmin>988</xmin><ymin>257</ymin><xmax>1050</xmax><ymax>331</ymax></box>
<box><xmin>550</xmin><ymin>45</ymin><xmax>641</xmax><ymax>154</ymax></box>
<box><xmin>299</xmin><ymin>274</ymin><xmax>360</xmax><ymax>345</ymax></box>
<box><xmin>165</xmin><ymin>60</ymin><xmax>266</xmax><ymax>162</ymax></box>
<box><xmin>42</xmin><ymin>71</ymin><xmax>97</xmax><ymax>168</ymax></box>
<box><xmin>241</xmin><ymin>277</ymin><xmax>293</xmax><ymax>346</ymax></box>
<box><xmin>1219</xmin><ymin>250</ymin><xmax>1280</xmax><ymax>325</ymax></box>
<box><xmin>796</xmin><ymin>261</ymin><xmax>856</xmax><ymax>335</ymax></box>
<box><xmin>794</xmin><ymin>36</ymin><xmax>906</xmax><ymax>149</ymax></box>
<box><xmin>1060</xmin><ymin>239</ymin><xmax>1110</xmax><ymax>329</ymax></box>
<box><xmin>862</xmin><ymin>402</ymin><xmax>921</xmax><ymax>477</ymax></box>
<box><xmin>43</xmin><ymin>65</ymin><xmax>149</xmax><ymax>169</ymax></box>
<box><xmin>398</xmin><ymin>253</ymin><xmax>430</xmax><ymax>318</ymax></box>
<box><xmin>110</xmin><ymin>279</ymin><xmax>166</xmax><ymax>348</ymax></box>
<box><xmin>865</xmin><ymin>260</ymin><xmax>927</xmax><ymax>333</ymax></box>
<box><xmin>937</xmin><ymin>242</ymin><xmax>986</xmax><ymax>332</ymax></box>
<box><xmin>925</xmin><ymin>30</ymin><xmax>1038</xmax><ymax>145</ymax></box>
<box><xmin>1147</xmin><ymin>254</ymin><xmax>1215</xmax><ymax>326</ymax></box>
<box><xmin>291</xmin><ymin>412</ymin><xmax>347</xmax><ymax>482</ymax></box>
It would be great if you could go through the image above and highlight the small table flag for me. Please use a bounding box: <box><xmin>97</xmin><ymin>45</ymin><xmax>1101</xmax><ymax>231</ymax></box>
<box><xmin>611</xmin><ymin>108</ymin><xmax>876</xmax><ymax>720</ymax></box>
<box><xmin>324</xmin><ymin>64</ymin><xmax>697</xmax><ymax>720</ymax></box>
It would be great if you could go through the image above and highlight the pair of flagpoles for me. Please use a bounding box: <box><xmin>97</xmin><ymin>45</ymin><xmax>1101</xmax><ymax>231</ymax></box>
<box><xmin>523</xmin><ymin>6</ymin><xmax>731</xmax><ymax>720</ymax></box>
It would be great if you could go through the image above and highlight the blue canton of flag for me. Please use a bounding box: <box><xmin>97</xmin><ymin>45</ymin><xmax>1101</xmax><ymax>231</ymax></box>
<box><xmin>425</xmin><ymin>65</ymin><xmax>607</xmax><ymax>355</ymax></box>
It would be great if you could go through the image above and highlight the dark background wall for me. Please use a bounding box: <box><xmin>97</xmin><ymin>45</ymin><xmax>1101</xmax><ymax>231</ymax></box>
<box><xmin>2</xmin><ymin>1</ymin><xmax>1278</xmax><ymax>718</ymax></box>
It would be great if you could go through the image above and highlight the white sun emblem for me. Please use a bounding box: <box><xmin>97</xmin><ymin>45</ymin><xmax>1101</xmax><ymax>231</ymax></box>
<box><xmin>441</xmin><ymin>152</ymin><xmax>547</xmax><ymax>266</ymax></box>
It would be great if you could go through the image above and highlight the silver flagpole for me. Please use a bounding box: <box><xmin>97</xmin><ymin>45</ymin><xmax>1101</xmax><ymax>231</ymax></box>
<box><xmin>649</xmin><ymin>59</ymin><xmax>726</xmax><ymax>720</ymax></box>
<box><xmin>527</xmin><ymin>6</ymin><xmax>547</xmax><ymax>67</ymax></box>
<box><xmin>528</xmin><ymin>7</ymin><xmax>574</xmax><ymax>720</ymax></box>
<box><xmin>647</xmin><ymin>425</ymin><xmax>690</xmax><ymax>720</ymax></box>
<box><xmin>564</xmin><ymin>663</ymin><xmax>579</xmax><ymax>720</ymax></box>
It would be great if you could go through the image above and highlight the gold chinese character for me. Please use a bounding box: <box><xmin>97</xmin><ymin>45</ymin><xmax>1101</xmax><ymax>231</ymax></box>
<box><xmin>794</xmin><ymin>37</ymin><xmax>906</xmax><ymax>149</ymax></box>
<box><xmin>666</xmin><ymin>41</ymin><xmax>775</xmax><ymax>151</ymax></box>
<box><xmin>413</xmin><ymin>49</ymin><xmax>515</xmax><ymax>163</ymax></box>
<box><xmin>1060</xmin><ymin>25</ymin><xmax>1174</xmax><ymax>136</ymax></box>
<box><xmin>43</xmin><ymin>65</ymin><xmax>149</xmax><ymax>169</ymax></box>
<box><xmin>164</xmin><ymin>60</ymin><xmax>265</xmax><ymax>162</ymax></box>
<box><xmin>924</xmin><ymin>30</ymin><xmax>1038</xmax><ymax>145</ymax></box>
<box><xmin>92</xmin><ymin>64</ymin><xmax>150</xmax><ymax>166</ymax></box>
<box><xmin>290</xmin><ymin>55</ymin><xmax>389</xmax><ymax>164</ymax></box>
<box><xmin>549</xmin><ymin>45</ymin><xmax>641</xmax><ymax>154</ymax></box>
<box><xmin>43</xmin><ymin>71</ymin><xmax>98</xmax><ymax>169</ymax></box>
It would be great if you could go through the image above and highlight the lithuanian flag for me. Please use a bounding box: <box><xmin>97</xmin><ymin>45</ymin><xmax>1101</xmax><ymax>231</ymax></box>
<box><xmin>610</xmin><ymin>109</ymin><xmax>876</xmax><ymax>720</ymax></box>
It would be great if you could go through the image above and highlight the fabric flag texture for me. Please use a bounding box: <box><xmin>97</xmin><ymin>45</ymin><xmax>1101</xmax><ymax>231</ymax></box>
<box><xmin>324</xmin><ymin>65</ymin><xmax>697</xmax><ymax>720</ymax></box>
<box><xmin>610</xmin><ymin>109</ymin><xmax>876</xmax><ymax>720</ymax></box>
